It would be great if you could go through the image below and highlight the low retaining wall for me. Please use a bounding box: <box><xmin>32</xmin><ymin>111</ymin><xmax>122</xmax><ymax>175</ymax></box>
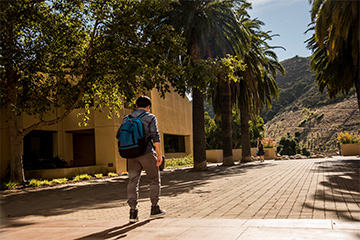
<box><xmin>25</xmin><ymin>165</ymin><xmax>110</xmax><ymax>180</ymax></box>
<box><xmin>206</xmin><ymin>150</ymin><xmax>223</xmax><ymax>163</ymax></box>
<box><xmin>232</xmin><ymin>149</ymin><xmax>242</xmax><ymax>161</ymax></box>
<box><xmin>264</xmin><ymin>148</ymin><xmax>277</xmax><ymax>159</ymax></box>
<box><xmin>206</xmin><ymin>148</ymin><xmax>277</xmax><ymax>163</ymax></box>
<box><xmin>341</xmin><ymin>143</ymin><xmax>360</xmax><ymax>156</ymax></box>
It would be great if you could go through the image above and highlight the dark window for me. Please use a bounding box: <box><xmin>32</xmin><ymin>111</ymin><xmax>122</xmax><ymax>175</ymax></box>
<box><xmin>24</xmin><ymin>130</ymin><xmax>53</xmax><ymax>160</ymax></box>
<box><xmin>23</xmin><ymin>130</ymin><xmax>59</xmax><ymax>170</ymax></box>
<box><xmin>164</xmin><ymin>134</ymin><xmax>185</xmax><ymax>153</ymax></box>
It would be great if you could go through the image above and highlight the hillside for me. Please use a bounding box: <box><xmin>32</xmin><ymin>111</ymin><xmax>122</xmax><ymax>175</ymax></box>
<box><xmin>263</xmin><ymin>56</ymin><xmax>360</xmax><ymax>154</ymax></box>
<box><xmin>261</xmin><ymin>56</ymin><xmax>353</xmax><ymax>122</ymax></box>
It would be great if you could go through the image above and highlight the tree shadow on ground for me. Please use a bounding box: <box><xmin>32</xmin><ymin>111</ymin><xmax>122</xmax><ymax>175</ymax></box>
<box><xmin>304</xmin><ymin>158</ymin><xmax>360</xmax><ymax>221</ymax></box>
<box><xmin>160</xmin><ymin>162</ymin><xmax>272</xmax><ymax>197</ymax></box>
<box><xmin>0</xmin><ymin>162</ymin><xmax>270</xmax><ymax>219</ymax></box>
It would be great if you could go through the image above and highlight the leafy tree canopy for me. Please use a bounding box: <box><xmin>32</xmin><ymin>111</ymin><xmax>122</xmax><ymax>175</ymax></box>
<box><xmin>0</xmin><ymin>0</ymin><xmax>188</xmax><ymax>132</ymax></box>
<box><xmin>0</xmin><ymin>0</ymin><xmax>193</xmax><ymax>182</ymax></box>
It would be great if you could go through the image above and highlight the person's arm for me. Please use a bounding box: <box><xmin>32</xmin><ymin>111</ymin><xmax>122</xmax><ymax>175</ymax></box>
<box><xmin>149</xmin><ymin>115</ymin><xmax>162</xmax><ymax>166</ymax></box>
<box><xmin>154</xmin><ymin>142</ymin><xmax>162</xmax><ymax>167</ymax></box>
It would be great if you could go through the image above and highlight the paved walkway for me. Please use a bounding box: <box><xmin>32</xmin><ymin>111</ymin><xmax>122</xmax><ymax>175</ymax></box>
<box><xmin>1</xmin><ymin>156</ymin><xmax>359</xmax><ymax>239</ymax></box>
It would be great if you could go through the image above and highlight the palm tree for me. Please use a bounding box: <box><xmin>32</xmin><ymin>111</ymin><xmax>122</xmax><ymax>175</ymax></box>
<box><xmin>208</xmin><ymin>56</ymin><xmax>246</xmax><ymax>166</ymax></box>
<box><xmin>219</xmin><ymin>75</ymin><xmax>237</xmax><ymax>166</ymax></box>
<box><xmin>234</xmin><ymin>17</ymin><xmax>285</xmax><ymax>162</ymax></box>
<box><xmin>307</xmin><ymin>0</ymin><xmax>359</xmax><ymax>110</ymax></box>
<box><xmin>163</xmin><ymin>0</ymin><xmax>248</xmax><ymax>170</ymax></box>
<box><xmin>206</xmin><ymin>3</ymin><xmax>250</xmax><ymax>166</ymax></box>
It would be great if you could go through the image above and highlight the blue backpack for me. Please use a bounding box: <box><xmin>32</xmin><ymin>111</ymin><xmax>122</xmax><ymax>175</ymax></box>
<box><xmin>117</xmin><ymin>112</ymin><xmax>148</xmax><ymax>158</ymax></box>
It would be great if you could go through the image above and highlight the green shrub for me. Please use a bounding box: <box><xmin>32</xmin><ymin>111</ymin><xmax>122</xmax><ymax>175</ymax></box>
<box><xmin>298</xmin><ymin>118</ymin><xmax>307</xmax><ymax>127</ymax></box>
<box><xmin>277</xmin><ymin>133</ymin><xmax>300</xmax><ymax>156</ymax></box>
<box><xmin>73</xmin><ymin>174</ymin><xmax>91</xmax><ymax>182</ymax></box>
<box><xmin>29</xmin><ymin>179</ymin><xmax>41</xmax><ymax>187</ymax></box>
<box><xmin>1</xmin><ymin>180</ymin><xmax>18</xmax><ymax>190</ymax></box>
<box><xmin>205</xmin><ymin>113</ymin><xmax>222</xmax><ymax>149</ymax></box>
<box><xmin>108</xmin><ymin>172</ymin><xmax>117</xmax><ymax>177</ymax></box>
<box><xmin>301</xmin><ymin>147</ymin><xmax>310</xmax><ymax>157</ymax></box>
<box><xmin>316</xmin><ymin>113</ymin><xmax>324</xmax><ymax>120</ymax></box>
<box><xmin>337</xmin><ymin>131</ymin><xmax>360</xmax><ymax>144</ymax></box>
<box><xmin>94</xmin><ymin>174</ymin><xmax>103</xmax><ymax>179</ymax></box>
<box><xmin>249</xmin><ymin>115</ymin><xmax>265</xmax><ymax>148</ymax></box>
<box><xmin>165</xmin><ymin>155</ymin><xmax>193</xmax><ymax>169</ymax></box>
<box><xmin>41</xmin><ymin>180</ymin><xmax>51</xmax><ymax>186</ymax></box>
<box><xmin>51</xmin><ymin>178</ymin><xmax>68</xmax><ymax>185</ymax></box>
<box><xmin>29</xmin><ymin>179</ymin><xmax>51</xmax><ymax>187</ymax></box>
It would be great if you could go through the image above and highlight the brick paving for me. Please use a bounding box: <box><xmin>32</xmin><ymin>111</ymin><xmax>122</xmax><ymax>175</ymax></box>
<box><xmin>158</xmin><ymin>156</ymin><xmax>359</xmax><ymax>221</ymax></box>
<box><xmin>0</xmin><ymin>156</ymin><xmax>359</xmax><ymax>239</ymax></box>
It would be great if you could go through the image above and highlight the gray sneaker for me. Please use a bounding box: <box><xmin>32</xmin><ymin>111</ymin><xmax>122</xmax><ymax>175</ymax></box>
<box><xmin>150</xmin><ymin>205</ymin><xmax>166</xmax><ymax>218</ymax></box>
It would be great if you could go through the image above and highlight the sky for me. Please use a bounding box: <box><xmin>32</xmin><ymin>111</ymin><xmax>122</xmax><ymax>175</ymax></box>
<box><xmin>247</xmin><ymin>0</ymin><xmax>313</xmax><ymax>61</ymax></box>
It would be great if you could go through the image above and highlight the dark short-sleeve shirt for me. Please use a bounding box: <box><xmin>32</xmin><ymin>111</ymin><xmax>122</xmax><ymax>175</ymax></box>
<box><xmin>116</xmin><ymin>109</ymin><xmax>160</xmax><ymax>155</ymax></box>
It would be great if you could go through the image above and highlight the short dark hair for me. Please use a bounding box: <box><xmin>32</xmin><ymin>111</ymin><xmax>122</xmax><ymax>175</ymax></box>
<box><xmin>136</xmin><ymin>95</ymin><xmax>152</xmax><ymax>108</ymax></box>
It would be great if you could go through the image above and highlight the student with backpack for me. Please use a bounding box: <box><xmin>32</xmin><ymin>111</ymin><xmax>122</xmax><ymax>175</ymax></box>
<box><xmin>116</xmin><ymin>96</ymin><xmax>165</xmax><ymax>223</ymax></box>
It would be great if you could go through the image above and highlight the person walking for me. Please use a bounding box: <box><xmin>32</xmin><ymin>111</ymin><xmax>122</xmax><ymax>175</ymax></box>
<box><xmin>257</xmin><ymin>138</ymin><xmax>265</xmax><ymax>162</ymax></box>
<box><xmin>116</xmin><ymin>96</ymin><xmax>165</xmax><ymax>223</ymax></box>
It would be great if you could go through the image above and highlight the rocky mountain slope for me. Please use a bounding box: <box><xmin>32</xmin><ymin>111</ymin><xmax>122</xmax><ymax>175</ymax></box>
<box><xmin>263</xmin><ymin>56</ymin><xmax>359</xmax><ymax>154</ymax></box>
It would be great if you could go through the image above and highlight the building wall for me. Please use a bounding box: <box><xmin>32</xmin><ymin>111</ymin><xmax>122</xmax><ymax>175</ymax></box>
<box><xmin>150</xmin><ymin>90</ymin><xmax>193</xmax><ymax>158</ymax></box>
<box><xmin>0</xmin><ymin>90</ymin><xmax>193</xmax><ymax>179</ymax></box>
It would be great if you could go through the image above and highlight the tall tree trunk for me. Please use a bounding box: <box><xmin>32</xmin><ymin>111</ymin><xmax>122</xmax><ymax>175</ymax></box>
<box><xmin>4</xmin><ymin>30</ymin><xmax>25</xmax><ymax>182</ymax></box>
<box><xmin>192</xmin><ymin>87</ymin><xmax>207</xmax><ymax>171</ymax></box>
<box><xmin>356</xmin><ymin>75</ymin><xmax>360</xmax><ymax>111</ymax></box>
<box><xmin>6</xmin><ymin>101</ymin><xmax>25</xmax><ymax>183</ymax></box>
<box><xmin>7</xmin><ymin>120</ymin><xmax>25</xmax><ymax>183</ymax></box>
<box><xmin>220</xmin><ymin>81</ymin><xmax>234</xmax><ymax>166</ymax></box>
<box><xmin>240</xmin><ymin>100</ymin><xmax>251</xmax><ymax>163</ymax></box>
<box><xmin>189</xmin><ymin>33</ymin><xmax>207</xmax><ymax>171</ymax></box>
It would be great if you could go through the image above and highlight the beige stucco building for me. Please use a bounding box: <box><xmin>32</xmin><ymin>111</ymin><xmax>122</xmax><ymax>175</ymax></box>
<box><xmin>0</xmin><ymin>90</ymin><xmax>193</xmax><ymax>179</ymax></box>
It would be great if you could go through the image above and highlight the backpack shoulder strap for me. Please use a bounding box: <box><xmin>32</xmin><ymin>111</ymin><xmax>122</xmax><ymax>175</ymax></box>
<box><xmin>128</xmin><ymin>112</ymin><xmax>147</xmax><ymax>119</ymax></box>
<box><xmin>138</xmin><ymin>112</ymin><xmax>148</xmax><ymax>119</ymax></box>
